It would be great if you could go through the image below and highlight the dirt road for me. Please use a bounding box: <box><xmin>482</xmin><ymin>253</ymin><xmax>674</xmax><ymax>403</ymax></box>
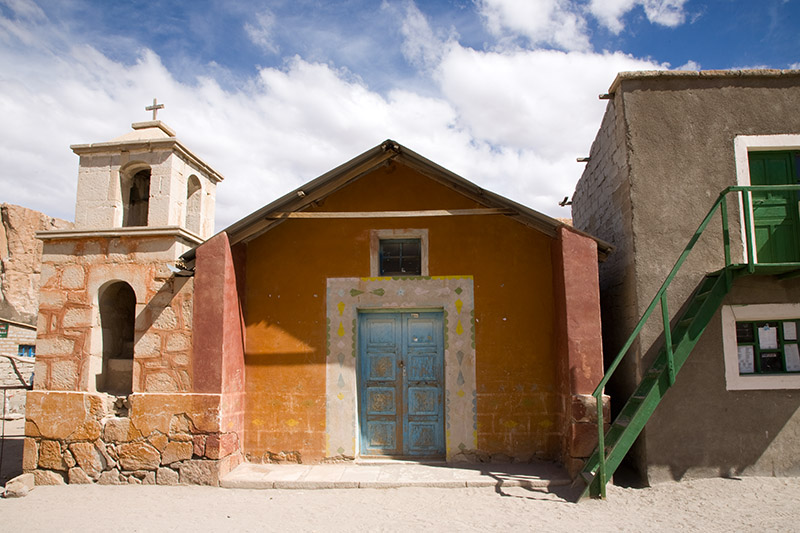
<box><xmin>2</xmin><ymin>476</ymin><xmax>798</xmax><ymax>532</ymax></box>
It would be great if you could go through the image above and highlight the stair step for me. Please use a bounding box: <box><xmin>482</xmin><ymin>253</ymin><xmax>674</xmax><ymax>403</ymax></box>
<box><xmin>613</xmin><ymin>417</ymin><xmax>631</xmax><ymax>428</ymax></box>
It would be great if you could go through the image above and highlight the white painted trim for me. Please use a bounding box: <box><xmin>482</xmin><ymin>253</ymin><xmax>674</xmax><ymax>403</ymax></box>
<box><xmin>733</xmin><ymin>134</ymin><xmax>800</xmax><ymax>263</ymax></box>
<box><xmin>722</xmin><ymin>303</ymin><xmax>800</xmax><ymax>390</ymax></box>
<box><xmin>325</xmin><ymin>276</ymin><xmax>476</xmax><ymax>460</ymax></box>
<box><xmin>369</xmin><ymin>229</ymin><xmax>429</xmax><ymax>277</ymax></box>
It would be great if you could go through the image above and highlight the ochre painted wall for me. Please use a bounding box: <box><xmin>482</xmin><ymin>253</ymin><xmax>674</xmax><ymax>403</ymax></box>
<box><xmin>243</xmin><ymin>163</ymin><xmax>559</xmax><ymax>463</ymax></box>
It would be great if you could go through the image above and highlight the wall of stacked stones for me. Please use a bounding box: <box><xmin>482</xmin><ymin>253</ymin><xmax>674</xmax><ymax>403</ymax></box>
<box><xmin>25</xmin><ymin>234</ymin><xmax>245</xmax><ymax>485</ymax></box>
<box><xmin>24</xmin><ymin>391</ymin><xmax>241</xmax><ymax>485</ymax></box>
<box><xmin>571</xmin><ymin>97</ymin><xmax>642</xmax><ymax>395</ymax></box>
<box><xmin>34</xmin><ymin>236</ymin><xmax>193</xmax><ymax>393</ymax></box>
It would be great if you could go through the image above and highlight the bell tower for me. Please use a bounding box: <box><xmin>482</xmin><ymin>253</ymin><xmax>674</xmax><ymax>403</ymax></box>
<box><xmin>71</xmin><ymin>105</ymin><xmax>222</xmax><ymax>239</ymax></box>
<box><xmin>35</xmin><ymin>102</ymin><xmax>224</xmax><ymax>397</ymax></box>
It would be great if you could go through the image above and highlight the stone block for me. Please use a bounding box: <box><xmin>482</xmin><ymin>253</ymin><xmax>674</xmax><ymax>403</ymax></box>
<box><xmin>103</xmin><ymin>417</ymin><xmax>141</xmax><ymax>443</ymax></box>
<box><xmin>192</xmin><ymin>435</ymin><xmax>206</xmax><ymax>457</ymax></box>
<box><xmin>118</xmin><ymin>442</ymin><xmax>161</xmax><ymax>471</ymax></box>
<box><xmin>148</xmin><ymin>432</ymin><xmax>168</xmax><ymax>452</ymax></box>
<box><xmin>35</xmin><ymin>337</ymin><xmax>75</xmax><ymax>357</ymax></box>
<box><xmin>156</xmin><ymin>467</ymin><xmax>179</xmax><ymax>486</ymax></box>
<box><xmin>205</xmin><ymin>432</ymin><xmax>239</xmax><ymax>460</ymax></box>
<box><xmin>569</xmin><ymin>422</ymin><xmax>600</xmax><ymax>459</ymax></box>
<box><xmin>22</xmin><ymin>438</ymin><xmax>38</xmax><ymax>470</ymax></box>
<box><xmin>97</xmin><ymin>469</ymin><xmax>123</xmax><ymax>485</ymax></box>
<box><xmin>161</xmin><ymin>441</ymin><xmax>193</xmax><ymax>465</ymax></box>
<box><xmin>129</xmin><ymin>393</ymin><xmax>220</xmax><ymax>435</ymax></box>
<box><xmin>62</xmin><ymin>307</ymin><xmax>91</xmax><ymax>328</ymax></box>
<box><xmin>61</xmin><ymin>265</ymin><xmax>85</xmax><ymax>289</ymax></box>
<box><xmin>50</xmin><ymin>359</ymin><xmax>80</xmax><ymax>390</ymax></box>
<box><xmin>34</xmin><ymin>470</ymin><xmax>65</xmax><ymax>485</ymax></box>
<box><xmin>166</xmin><ymin>333</ymin><xmax>191</xmax><ymax>352</ymax></box>
<box><xmin>178</xmin><ymin>460</ymin><xmax>219</xmax><ymax>486</ymax></box>
<box><xmin>152</xmin><ymin>307</ymin><xmax>178</xmax><ymax>330</ymax></box>
<box><xmin>142</xmin><ymin>471</ymin><xmax>156</xmax><ymax>485</ymax></box>
<box><xmin>68</xmin><ymin>467</ymin><xmax>94</xmax><ymax>484</ymax></box>
<box><xmin>26</xmin><ymin>391</ymin><xmax>107</xmax><ymax>441</ymax></box>
<box><xmin>135</xmin><ymin>332</ymin><xmax>162</xmax><ymax>356</ymax></box>
<box><xmin>63</xmin><ymin>449</ymin><xmax>76</xmax><ymax>468</ymax></box>
<box><xmin>38</xmin><ymin>290</ymin><xmax>67</xmax><ymax>308</ymax></box>
<box><xmin>38</xmin><ymin>440</ymin><xmax>68</xmax><ymax>471</ymax></box>
<box><xmin>145</xmin><ymin>372</ymin><xmax>179</xmax><ymax>392</ymax></box>
<box><xmin>69</xmin><ymin>442</ymin><xmax>107</xmax><ymax>479</ymax></box>
<box><xmin>4</xmin><ymin>473</ymin><xmax>35</xmax><ymax>497</ymax></box>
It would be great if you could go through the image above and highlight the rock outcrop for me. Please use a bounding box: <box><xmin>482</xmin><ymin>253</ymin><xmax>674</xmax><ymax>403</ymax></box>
<box><xmin>0</xmin><ymin>203</ymin><xmax>72</xmax><ymax>325</ymax></box>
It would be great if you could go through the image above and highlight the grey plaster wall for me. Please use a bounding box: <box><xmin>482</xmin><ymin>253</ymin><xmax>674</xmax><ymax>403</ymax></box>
<box><xmin>573</xmin><ymin>70</ymin><xmax>800</xmax><ymax>482</ymax></box>
<box><xmin>647</xmin><ymin>276</ymin><xmax>800</xmax><ymax>481</ymax></box>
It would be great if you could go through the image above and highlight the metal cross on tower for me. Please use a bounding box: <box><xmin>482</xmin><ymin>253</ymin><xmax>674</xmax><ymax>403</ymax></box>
<box><xmin>145</xmin><ymin>98</ymin><xmax>165</xmax><ymax>120</ymax></box>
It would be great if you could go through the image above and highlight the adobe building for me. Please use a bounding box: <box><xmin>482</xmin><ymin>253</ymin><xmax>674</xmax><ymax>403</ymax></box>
<box><xmin>572</xmin><ymin>69</ymin><xmax>800</xmax><ymax>485</ymax></box>
<box><xmin>24</xmin><ymin>118</ymin><xmax>608</xmax><ymax>485</ymax></box>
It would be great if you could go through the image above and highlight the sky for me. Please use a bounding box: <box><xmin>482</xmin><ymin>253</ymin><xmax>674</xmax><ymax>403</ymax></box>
<box><xmin>1</xmin><ymin>0</ymin><xmax>798</xmax><ymax>230</ymax></box>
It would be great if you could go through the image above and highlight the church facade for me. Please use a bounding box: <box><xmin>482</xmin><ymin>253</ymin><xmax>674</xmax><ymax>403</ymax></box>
<box><xmin>24</xmin><ymin>120</ymin><xmax>607</xmax><ymax>485</ymax></box>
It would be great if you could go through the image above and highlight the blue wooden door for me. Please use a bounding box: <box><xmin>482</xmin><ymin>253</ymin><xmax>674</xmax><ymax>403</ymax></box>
<box><xmin>358</xmin><ymin>311</ymin><xmax>444</xmax><ymax>457</ymax></box>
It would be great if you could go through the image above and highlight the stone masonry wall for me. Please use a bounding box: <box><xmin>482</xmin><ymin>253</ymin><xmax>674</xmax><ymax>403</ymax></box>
<box><xmin>571</xmin><ymin>97</ymin><xmax>642</xmax><ymax>398</ymax></box>
<box><xmin>35</xmin><ymin>236</ymin><xmax>193</xmax><ymax>393</ymax></box>
<box><xmin>0</xmin><ymin>204</ymin><xmax>72</xmax><ymax>325</ymax></box>
<box><xmin>24</xmin><ymin>391</ymin><xmax>241</xmax><ymax>486</ymax></box>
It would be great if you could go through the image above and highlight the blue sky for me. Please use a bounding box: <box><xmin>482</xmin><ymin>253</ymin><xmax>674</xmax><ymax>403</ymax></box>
<box><xmin>1</xmin><ymin>0</ymin><xmax>798</xmax><ymax>228</ymax></box>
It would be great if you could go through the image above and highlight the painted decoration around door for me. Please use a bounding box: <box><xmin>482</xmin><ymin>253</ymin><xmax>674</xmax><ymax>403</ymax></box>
<box><xmin>325</xmin><ymin>276</ymin><xmax>476</xmax><ymax>460</ymax></box>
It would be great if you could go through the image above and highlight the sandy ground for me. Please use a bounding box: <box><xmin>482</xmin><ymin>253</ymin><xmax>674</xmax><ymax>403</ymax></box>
<box><xmin>2</xmin><ymin>476</ymin><xmax>799</xmax><ymax>531</ymax></box>
<box><xmin>4</xmin><ymin>415</ymin><xmax>800</xmax><ymax>532</ymax></box>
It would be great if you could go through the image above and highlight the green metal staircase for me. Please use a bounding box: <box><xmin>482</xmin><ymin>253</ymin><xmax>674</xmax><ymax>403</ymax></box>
<box><xmin>579</xmin><ymin>185</ymin><xmax>800</xmax><ymax>499</ymax></box>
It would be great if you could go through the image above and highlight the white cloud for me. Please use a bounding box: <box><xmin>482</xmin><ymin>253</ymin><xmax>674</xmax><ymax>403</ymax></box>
<box><xmin>589</xmin><ymin>0</ymin><xmax>688</xmax><ymax>34</ymax></box>
<box><xmin>677</xmin><ymin>59</ymin><xmax>701</xmax><ymax>70</ymax></box>
<box><xmin>397</xmin><ymin>0</ymin><xmax>448</xmax><ymax>70</ymax></box>
<box><xmin>244</xmin><ymin>9</ymin><xmax>279</xmax><ymax>55</ymax></box>
<box><xmin>477</xmin><ymin>0</ymin><xmax>591</xmax><ymax>51</ymax></box>
<box><xmin>0</xmin><ymin>0</ymin><xmax>46</xmax><ymax>21</ymax></box>
<box><xmin>0</xmin><ymin>0</ymin><xmax>667</xmax><ymax>231</ymax></box>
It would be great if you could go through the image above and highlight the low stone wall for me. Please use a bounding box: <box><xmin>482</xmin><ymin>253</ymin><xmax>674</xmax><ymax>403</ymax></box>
<box><xmin>24</xmin><ymin>391</ymin><xmax>241</xmax><ymax>485</ymax></box>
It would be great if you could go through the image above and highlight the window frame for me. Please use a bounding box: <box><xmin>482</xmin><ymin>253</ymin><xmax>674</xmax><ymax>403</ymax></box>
<box><xmin>370</xmin><ymin>229</ymin><xmax>429</xmax><ymax>277</ymax></box>
<box><xmin>722</xmin><ymin>303</ymin><xmax>800</xmax><ymax>390</ymax></box>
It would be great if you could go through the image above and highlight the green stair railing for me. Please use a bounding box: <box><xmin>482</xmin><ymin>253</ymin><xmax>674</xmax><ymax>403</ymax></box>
<box><xmin>584</xmin><ymin>184</ymin><xmax>800</xmax><ymax>499</ymax></box>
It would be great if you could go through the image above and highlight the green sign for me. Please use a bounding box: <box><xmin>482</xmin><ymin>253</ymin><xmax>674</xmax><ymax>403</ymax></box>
<box><xmin>0</xmin><ymin>323</ymin><xmax>8</xmax><ymax>338</ymax></box>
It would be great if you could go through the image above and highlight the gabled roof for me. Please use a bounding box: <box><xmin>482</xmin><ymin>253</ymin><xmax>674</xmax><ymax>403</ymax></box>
<box><xmin>185</xmin><ymin>140</ymin><xmax>611</xmax><ymax>260</ymax></box>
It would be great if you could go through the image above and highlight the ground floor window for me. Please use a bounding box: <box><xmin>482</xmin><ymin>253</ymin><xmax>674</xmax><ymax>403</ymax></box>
<box><xmin>736</xmin><ymin>320</ymin><xmax>800</xmax><ymax>374</ymax></box>
<box><xmin>17</xmin><ymin>344</ymin><xmax>35</xmax><ymax>358</ymax></box>
<box><xmin>723</xmin><ymin>304</ymin><xmax>800</xmax><ymax>390</ymax></box>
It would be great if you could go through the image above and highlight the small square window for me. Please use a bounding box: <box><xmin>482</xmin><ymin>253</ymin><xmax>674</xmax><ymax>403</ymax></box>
<box><xmin>379</xmin><ymin>239</ymin><xmax>422</xmax><ymax>276</ymax></box>
<box><xmin>18</xmin><ymin>344</ymin><xmax>35</xmax><ymax>358</ymax></box>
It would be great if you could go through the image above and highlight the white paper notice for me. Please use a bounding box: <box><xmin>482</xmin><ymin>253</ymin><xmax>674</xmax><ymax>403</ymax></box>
<box><xmin>738</xmin><ymin>345</ymin><xmax>755</xmax><ymax>374</ymax></box>
<box><xmin>786</xmin><ymin>344</ymin><xmax>800</xmax><ymax>372</ymax></box>
<box><xmin>759</xmin><ymin>325</ymin><xmax>779</xmax><ymax>350</ymax></box>
<box><xmin>785</xmin><ymin>322</ymin><xmax>798</xmax><ymax>341</ymax></box>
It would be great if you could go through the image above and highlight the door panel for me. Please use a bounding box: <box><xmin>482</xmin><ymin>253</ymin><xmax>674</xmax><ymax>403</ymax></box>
<box><xmin>749</xmin><ymin>151</ymin><xmax>800</xmax><ymax>262</ymax></box>
<box><xmin>360</xmin><ymin>314</ymin><xmax>402</xmax><ymax>455</ymax></box>
<box><xmin>359</xmin><ymin>311</ymin><xmax>444</xmax><ymax>457</ymax></box>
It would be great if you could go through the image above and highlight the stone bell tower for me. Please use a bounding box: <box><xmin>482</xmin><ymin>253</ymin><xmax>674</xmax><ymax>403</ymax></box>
<box><xmin>25</xmin><ymin>103</ymin><xmax>242</xmax><ymax>487</ymax></box>
<box><xmin>33</xmin><ymin>102</ymin><xmax>224</xmax><ymax>397</ymax></box>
